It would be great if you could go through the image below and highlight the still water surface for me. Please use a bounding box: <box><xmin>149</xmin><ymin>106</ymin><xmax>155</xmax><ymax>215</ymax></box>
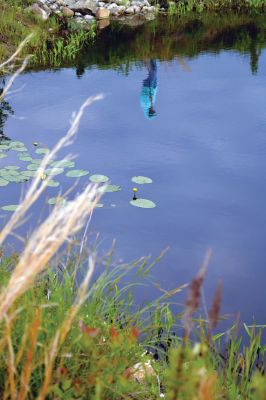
<box><xmin>2</xmin><ymin>15</ymin><xmax>266</xmax><ymax>323</ymax></box>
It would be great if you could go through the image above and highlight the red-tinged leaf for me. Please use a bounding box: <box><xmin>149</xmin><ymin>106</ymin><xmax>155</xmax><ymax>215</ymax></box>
<box><xmin>58</xmin><ymin>366</ymin><xmax>68</xmax><ymax>377</ymax></box>
<box><xmin>131</xmin><ymin>326</ymin><xmax>140</xmax><ymax>339</ymax></box>
<box><xmin>78</xmin><ymin>320</ymin><xmax>99</xmax><ymax>338</ymax></box>
<box><xmin>109</xmin><ymin>325</ymin><xmax>119</xmax><ymax>340</ymax></box>
<box><xmin>123</xmin><ymin>368</ymin><xmax>132</xmax><ymax>380</ymax></box>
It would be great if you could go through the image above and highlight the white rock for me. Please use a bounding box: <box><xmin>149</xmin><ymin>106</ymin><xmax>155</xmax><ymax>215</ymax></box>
<box><xmin>84</xmin><ymin>14</ymin><xmax>96</xmax><ymax>21</ymax></box>
<box><xmin>75</xmin><ymin>16</ymin><xmax>86</xmax><ymax>23</ymax></box>
<box><xmin>125</xmin><ymin>6</ymin><xmax>134</xmax><ymax>13</ymax></box>
<box><xmin>50</xmin><ymin>3</ymin><xmax>59</xmax><ymax>10</ymax></box>
<box><xmin>27</xmin><ymin>3</ymin><xmax>49</xmax><ymax>20</ymax></box>
<box><xmin>133</xmin><ymin>5</ymin><xmax>141</xmax><ymax>12</ymax></box>
<box><xmin>117</xmin><ymin>5</ymin><xmax>125</xmax><ymax>13</ymax></box>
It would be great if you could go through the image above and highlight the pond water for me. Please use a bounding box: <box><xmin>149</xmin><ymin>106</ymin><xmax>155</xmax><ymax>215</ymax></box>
<box><xmin>1</xmin><ymin>14</ymin><xmax>266</xmax><ymax>324</ymax></box>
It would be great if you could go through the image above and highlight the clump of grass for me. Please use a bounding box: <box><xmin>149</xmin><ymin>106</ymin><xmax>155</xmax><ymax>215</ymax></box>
<box><xmin>166</xmin><ymin>0</ymin><xmax>266</xmax><ymax>15</ymax></box>
<box><xmin>0</xmin><ymin>1</ymin><xmax>96</xmax><ymax>67</ymax></box>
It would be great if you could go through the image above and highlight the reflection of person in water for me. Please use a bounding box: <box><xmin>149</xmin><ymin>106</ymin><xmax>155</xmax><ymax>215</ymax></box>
<box><xmin>140</xmin><ymin>60</ymin><xmax>157</xmax><ymax>119</ymax></box>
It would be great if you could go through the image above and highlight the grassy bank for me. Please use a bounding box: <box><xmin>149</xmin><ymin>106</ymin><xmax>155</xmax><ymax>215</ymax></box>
<box><xmin>165</xmin><ymin>0</ymin><xmax>266</xmax><ymax>15</ymax></box>
<box><xmin>0</xmin><ymin>0</ymin><xmax>96</xmax><ymax>66</ymax></box>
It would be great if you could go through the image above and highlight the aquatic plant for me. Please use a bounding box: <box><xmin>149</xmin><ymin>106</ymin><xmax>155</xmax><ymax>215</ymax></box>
<box><xmin>130</xmin><ymin>198</ymin><xmax>157</xmax><ymax>208</ymax></box>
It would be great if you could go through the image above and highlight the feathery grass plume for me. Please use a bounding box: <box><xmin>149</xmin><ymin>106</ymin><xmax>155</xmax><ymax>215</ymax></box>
<box><xmin>0</xmin><ymin>183</ymin><xmax>101</xmax><ymax>322</ymax></box>
<box><xmin>208</xmin><ymin>281</ymin><xmax>222</xmax><ymax>332</ymax></box>
<box><xmin>182</xmin><ymin>249</ymin><xmax>212</xmax><ymax>339</ymax></box>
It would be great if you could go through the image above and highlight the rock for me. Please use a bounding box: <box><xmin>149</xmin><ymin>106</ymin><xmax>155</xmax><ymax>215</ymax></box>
<box><xmin>107</xmin><ymin>2</ymin><xmax>119</xmax><ymax>14</ymax></box>
<box><xmin>96</xmin><ymin>7</ymin><xmax>110</xmax><ymax>18</ymax></box>
<box><xmin>27</xmin><ymin>3</ymin><xmax>49</xmax><ymax>20</ymax></box>
<box><xmin>50</xmin><ymin>3</ymin><xmax>59</xmax><ymax>10</ymax></box>
<box><xmin>84</xmin><ymin>14</ymin><xmax>96</xmax><ymax>22</ymax></box>
<box><xmin>64</xmin><ymin>0</ymin><xmax>98</xmax><ymax>14</ymax></box>
<box><xmin>130</xmin><ymin>361</ymin><xmax>156</xmax><ymax>383</ymax></box>
<box><xmin>61</xmin><ymin>6</ymin><xmax>74</xmax><ymax>16</ymax></box>
<box><xmin>117</xmin><ymin>5</ymin><xmax>126</xmax><ymax>13</ymax></box>
<box><xmin>125</xmin><ymin>6</ymin><xmax>134</xmax><ymax>13</ymax></box>
<box><xmin>131</xmin><ymin>0</ymin><xmax>143</xmax><ymax>6</ymax></box>
<box><xmin>74</xmin><ymin>16</ymin><xmax>86</xmax><ymax>23</ymax></box>
<box><xmin>42</xmin><ymin>3</ymin><xmax>52</xmax><ymax>13</ymax></box>
<box><xmin>133</xmin><ymin>5</ymin><xmax>141</xmax><ymax>13</ymax></box>
<box><xmin>98</xmin><ymin>2</ymin><xmax>106</xmax><ymax>6</ymax></box>
<box><xmin>98</xmin><ymin>18</ymin><xmax>110</xmax><ymax>29</ymax></box>
<box><xmin>144</xmin><ymin>10</ymin><xmax>155</xmax><ymax>19</ymax></box>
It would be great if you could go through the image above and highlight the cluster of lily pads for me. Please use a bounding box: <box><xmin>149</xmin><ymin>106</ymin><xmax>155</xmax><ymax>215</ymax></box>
<box><xmin>0</xmin><ymin>139</ymin><xmax>156</xmax><ymax>211</ymax></box>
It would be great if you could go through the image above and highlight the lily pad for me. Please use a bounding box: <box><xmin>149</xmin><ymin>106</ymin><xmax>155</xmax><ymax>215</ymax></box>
<box><xmin>89</xmin><ymin>174</ymin><xmax>109</xmax><ymax>183</ymax></box>
<box><xmin>131</xmin><ymin>176</ymin><xmax>153</xmax><ymax>184</ymax></box>
<box><xmin>99</xmin><ymin>184</ymin><xmax>121</xmax><ymax>193</ymax></box>
<box><xmin>47</xmin><ymin>196</ymin><xmax>67</xmax><ymax>206</ymax></box>
<box><xmin>0</xmin><ymin>178</ymin><xmax>8</xmax><ymax>186</ymax></box>
<box><xmin>4</xmin><ymin>169</ymin><xmax>19</xmax><ymax>176</ymax></box>
<box><xmin>46</xmin><ymin>180</ymin><xmax>60</xmax><ymax>187</ymax></box>
<box><xmin>9</xmin><ymin>141</ymin><xmax>25</xmax><ymax>148</ymax></box>
<box><xmin>88</xmin><ymin>201</ymin><xmax>104</xmax><ymax>208</ymax></box>
<box><xmin>1</xmin><ymin>205</ymin><xmax>18</xmax><ymax>211</ymax></box>
<box><xmin>19</xmin><ymin>156</ymin><xmax>32</xmax><ymax>162</ymax></box>
<box><xmin>21</xmin><ymin>170</ymin><xmax>37</xmax><ymax>177</ymax></box>
<box><xmin>46</xmin><ymin>168</ymin><xmax>64</xmax><ymax>176</ymax></box>
<box><xmin>3</xmin><ymin>175</ymin><xmax>27</xmax><ymax>183</ymax></box>
<box><xmin>27</xmin><ymin>164</ymin><xmax>40</xmax><ymax>171</ymax></box>
<box><xmin>36</xmin><ymin>148</ymin><xmax>49</xmax><ymax>155</ymax></box>
<box><xmin>0</xmin><ymin>145</ymin><xmax>9</xmax><ymax>150</ymax></box>
<box><xmin>31</xmin><ymin>158</ymin><xmax>42</xmax><ymax>165</ymax></box>
<box><xmin>11</xmin><ymin>147</ymin><xmax>28</xmax><ymax>152</ymax></box>
<box><xmin>130</xmin><ymin>198</ymin><xmax>156</xmax><ymax>208</ymax></box>
<box><xmin>51</xmin><ymin>160</ymin><xmax>75</xmax><ymax>168</ymax></box>
<box><xmin>5</xmin><ymin>166</ymin><xmax>20</xmax><ymax>170</ymax></box>
<box><xmin>0</xmin><ymin>153</ymin><xmax>7</xmax><ymax>159</ymax></box>
<box><xmin>66</xmin><ymin>169</ymin><xmax>89</xmax><ymax>178</ymax></box>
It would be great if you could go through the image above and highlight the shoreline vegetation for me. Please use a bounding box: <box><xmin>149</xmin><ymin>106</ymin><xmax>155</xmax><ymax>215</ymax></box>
<box><xmin>1</xmin><ymin>0</ymin><xmax>266</xmax><ymax>66</ymax></box>
<box><xmin>0</xmin><ymin>42</ymin><xmax>266</xmax><ymax>400</ymax></box>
